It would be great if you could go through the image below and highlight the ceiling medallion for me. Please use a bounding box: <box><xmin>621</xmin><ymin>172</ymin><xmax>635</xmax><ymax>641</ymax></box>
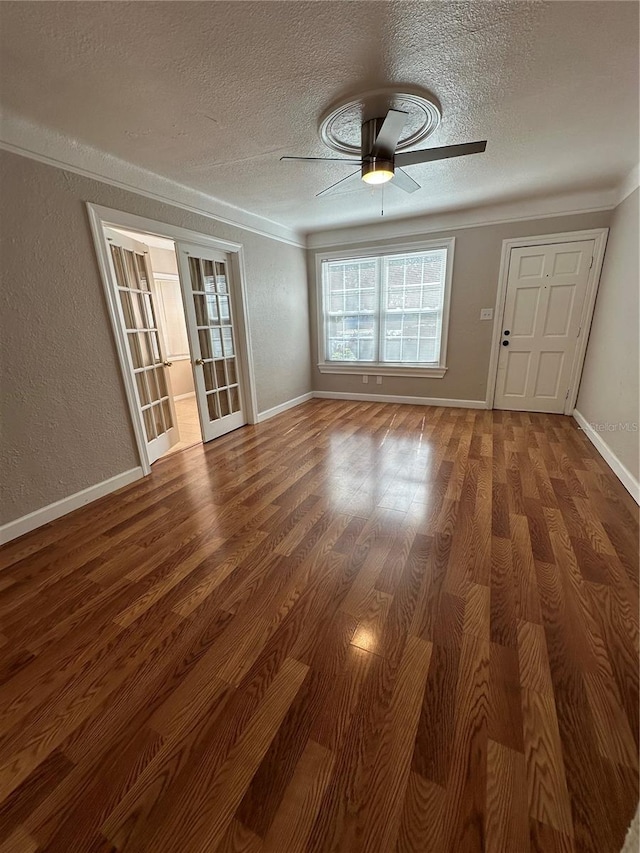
<box><xmin>319</xmin><ymin>87</ymin><xmax>442</xmax><ymax>156</ymax></box>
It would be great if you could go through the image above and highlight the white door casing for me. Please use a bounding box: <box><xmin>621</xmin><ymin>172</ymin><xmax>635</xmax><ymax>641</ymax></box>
<box><xmin>493</xmin><ymin>240</ymin><xmax>594</xmax><ymax>413</ymax></box>
<box><xmin>176</xmin><ymin>242</ymin><xmax>246</xmax><ymax>441</ymax></box>
<box><xmin>104</xmin><ymin>228</ymin><xmax>179</xmax><ymax>462</ymax></box>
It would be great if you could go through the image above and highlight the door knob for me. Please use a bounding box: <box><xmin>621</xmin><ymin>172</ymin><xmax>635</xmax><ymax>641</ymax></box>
<box><xmin>194</xmin><ymin>358</ymin><xmax>204</xmax><ymax>366</ymax></box>
<box><xmin>503</xmin><ymin>330</ymin><xmax>510</xmax><ymax>336</ymax></box>
<box><xmin>163</xmin><ymin>360</ymin><xmax>173</xmax><ymax>367</ymax></box>
<box><xmin>502</xmin><ymin>340</ymin><xmax>509</xmax><ymax>346</ymax></box>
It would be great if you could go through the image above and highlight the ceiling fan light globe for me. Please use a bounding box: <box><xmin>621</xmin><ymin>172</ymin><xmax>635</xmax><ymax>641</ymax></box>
<box><xmin>362</xmin><ymin>169</ymin><xmax>394</xmax><ymax>185</ymax></box>
<box><xmin>361</xmin><ymin>158</ymin><xmax>395</xmax><ymax>185</ymax></box>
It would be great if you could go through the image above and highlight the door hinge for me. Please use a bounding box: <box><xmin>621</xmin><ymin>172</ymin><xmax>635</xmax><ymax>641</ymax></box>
<box><xmin>589</xmin><ymin>256</ymin><xmax>594</xmax><ymax>269</ymax></box>
<box><xmin>577</xmin><ymin>324</ymin><xmax>581</xmax><ymax>338</ymax></box>
<box><xmin>565</xmin><ymin>388</ymin><xmax>570</xmax><ymax>401</ymax></box>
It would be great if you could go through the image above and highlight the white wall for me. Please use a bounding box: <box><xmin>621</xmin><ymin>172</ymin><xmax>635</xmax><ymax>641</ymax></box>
<box><xmin>576</xmin><ymin>186</ymin><xmax>639</xmax><ymax>497</ymax></box>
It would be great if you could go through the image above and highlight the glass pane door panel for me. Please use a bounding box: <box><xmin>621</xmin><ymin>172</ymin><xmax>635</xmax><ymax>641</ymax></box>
<box><xmin>194</xmin><ymin>295</ymin><xmax>206</xmax><ymax>325</ymax></box>
<box><xmin>222</xmin><ymin>328</ymin><xmax>234</xmax><ymax>356</ymax></box>
<box><xmin>189</xmin><ymin>256</ymin><xmax>204</xmax><ymax>291</ymax></box>
<box><xmin>135</xmin><ymin>254</ymin><xmax>150</xmax><ymax>289</ymax></box>
<box><xmin>135</xmin><ymin>371</ymin><xmax>150</xmax><ymax>406</ymax></box>
<box><xmin>225</xmin><ymin>359</ymin><xmax>236</xmax><ymax>385</ymax></box>
<box><xmin>143</xmin><ymin>408</ymin><xmax>156</xmax><ymax>441</ymax></box>
<box><xmin>210</xmin><ymin>329</ymin><xmax>224</xmax><ymax>357</ymax></box>
<box><xmin>128</xmin><ymin>333</ymin><xmax>143</xmax><ymax>368</ymax></box>
<box><xmin>156</xmin><ymin>368</ymin><xmax>168</xmax><ymax>397</ymax></box>
<box><xmin>215</xmin><ymin>262</ymin><xmax>228</xmax><ymax>292</ymax></box>
<box><xmin>119</xmin><ymin>291</ymin><xmax>135</xmax><ymax>329</ymax></box>
<box><xmin>124</xmin><ymin>251</ymin><xmax>138</xmax><ymax>289</ymax></box>
<box><xmin>162</xmin><ymin>399</ymin><xmax>172</xmax><ymax>429</ymax></box>
<box><xmin>150</xmin><ymin>331</ymin><xmax>161</xmax><ymax>363</ymax></box>
<box><xmin>219</xmin><ymin>392</ymin><xmax>231</xmax><ymax>418</ymax></box>
<box><xmin>207</xmin><ymin>296</ymin><xmax>220</xmax><ymax>323</ymax></box>
<box><xmin>206</xmin><ymin>393</ymin><xmax>220</xmax><ymax>420</ymax></box>
<box><xmin>139</xmin><ymin>333</ymin><xmax>152</xmax><ymax>366</ymax></box>
<box><xmin>230</xmin><ymin>386</ymin><xmax>240</xmax><ymax>413</ymax></box>
<box><xmin>132</xmin><ymin>294</ymin><xmax>145</xmax><ymax>330</ymax></box>
<box><xmin>110</xmin><ymin>245</ymin><xmax>127</xmax><ymax>286</ymax></box>
<box><xmin>146</xmin><ymin>369</ymin><xmax>159</xmax><ymax>400</ymax></box>
<box><xmin>218</xmin><ymin>295</ymin><xmax>230</xmax><ymax>323</ymax></box>
<box><xmin>203</xmin><ymin>259</ymin><xmax>216</xmax><ymax>292</ymax></box>
<box><xmin>142</xmin><ymin>293</ymin><xmax>155</xmax><ymax>328</ymax></box>
<box><xmin>202</xmin><ymin>361</ymin><xmax>214</xmax><ymax>392</ymax></box>
<box><xmin>152</xmin><ymin>404</ymin><xmax>164</xmax><ymax>435</ymax></box>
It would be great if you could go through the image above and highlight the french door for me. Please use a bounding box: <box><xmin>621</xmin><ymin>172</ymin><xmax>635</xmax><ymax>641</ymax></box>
<box><xmin>494</xmin><ymin>240</ymin><xmax>594</xmax><ymax>413</ymax></box>
<box><xmin>105</xmin><ymin>229</ymin><xmax>179</xmax><ymax>462</ymax></box>
<box><xmin>176</xmin><ymin>242</ymin><xmax>246</xmax><ymax>441</ymax></box>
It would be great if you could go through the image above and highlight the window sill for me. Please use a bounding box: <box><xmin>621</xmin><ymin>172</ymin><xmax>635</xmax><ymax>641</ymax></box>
<box><xmin>317</xmin><ymin>363</ymin><xmax>447</xmax><ymax>379</ymax></box>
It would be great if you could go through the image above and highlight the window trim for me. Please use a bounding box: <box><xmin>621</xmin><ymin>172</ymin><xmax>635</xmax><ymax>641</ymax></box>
<box><xmin>315</xmin><ymin>237</ymin><xmax>455</xmax><ymax>377</ymax></box>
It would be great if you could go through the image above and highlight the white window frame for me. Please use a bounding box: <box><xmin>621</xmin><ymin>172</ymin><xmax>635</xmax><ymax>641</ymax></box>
<box><xmin>315</xmin><ymin>237</ymin><xmax>455</xmax><ymax>378</ymax></box>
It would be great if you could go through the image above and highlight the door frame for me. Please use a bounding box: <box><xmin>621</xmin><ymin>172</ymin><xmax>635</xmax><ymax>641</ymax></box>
<box><xmin>87</xmin><ymin>203</ymin><xmax>259</xmax><ymax>475</ymax></box>
<box><xmin>485</xmin><ymin>228</ymin><xmax>609</xmax><ymax>414</ymax></box>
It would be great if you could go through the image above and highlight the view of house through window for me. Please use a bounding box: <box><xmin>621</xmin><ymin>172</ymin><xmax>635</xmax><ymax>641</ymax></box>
<box><xmin>322</xmin><ymin>247</ymin><xmax>449</xmax><ymax>366</ymax></box>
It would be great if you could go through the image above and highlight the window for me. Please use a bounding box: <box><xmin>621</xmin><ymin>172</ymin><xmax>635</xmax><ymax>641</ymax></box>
<box><xmin>318</xmin><ymin>240</ymin><xmax>454</xmax><ymax>377</ymax></box>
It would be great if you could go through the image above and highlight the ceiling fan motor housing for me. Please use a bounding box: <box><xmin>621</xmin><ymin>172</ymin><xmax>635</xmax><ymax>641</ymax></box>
<box><xmin>361</xmin><ymin>117</ymin><xmax>395</xmax><ymax>182</ymax></box>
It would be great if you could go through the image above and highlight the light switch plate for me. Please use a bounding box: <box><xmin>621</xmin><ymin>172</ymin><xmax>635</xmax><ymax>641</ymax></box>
<box><xmin>480</xmin><ymin>308</ymin><xmax>494</xmax><ymax>320</ymax></box>
<box><xmin>376</xmin><ymin>376</ymin><xmax>382</xmax><ymax>385</ymax></box>
<box><xmin>362</xmin><ymin>374</ymin><xmax>369</xmax><ymax>384</ymax></box>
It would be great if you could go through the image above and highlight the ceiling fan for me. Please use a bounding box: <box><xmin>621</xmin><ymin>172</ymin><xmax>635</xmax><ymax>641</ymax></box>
<box><xmin>281</xmin><ymin>108</ymin><xmax>487</xmax><ymax>197</ymax></box>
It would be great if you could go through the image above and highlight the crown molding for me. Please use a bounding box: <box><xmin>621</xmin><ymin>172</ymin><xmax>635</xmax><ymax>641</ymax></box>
<box><xmin>0</xmin><ymin>110</ymin><xmax>304</xmax><ymax>248</ymax></box>
<box><xmin>305</xmin><ymin>188</ymin><xmax>617</xmax><ymax>249</ymax></box>
<box><xmin>616</xmin><ymin>163</ymin><xmax>640</xmax><ymax>205</ymax></box>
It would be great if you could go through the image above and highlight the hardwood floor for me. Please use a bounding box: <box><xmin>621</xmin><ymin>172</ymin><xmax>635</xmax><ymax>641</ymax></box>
<box><xmin>0</xmin><ymin>400</ymin><xmax>637</xmax><ymax>852</ymax></box>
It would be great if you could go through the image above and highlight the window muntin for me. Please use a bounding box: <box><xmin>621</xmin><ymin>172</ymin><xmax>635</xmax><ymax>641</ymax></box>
<box><xmin>322</xmin><ymin>248</ymin><xmax>449</xmax><ymax>366</ymax></box>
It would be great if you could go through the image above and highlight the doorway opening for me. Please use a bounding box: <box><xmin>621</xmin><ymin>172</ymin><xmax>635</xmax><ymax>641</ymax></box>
<box><xmin>88</xmin><ymin>203</ymin><xmax>259</xmax><ymax>477</ymax></box>
<box><xmin>111</xmin><ymin>228</ymin><xmax>201</xmax><ymax>460</ymax></box>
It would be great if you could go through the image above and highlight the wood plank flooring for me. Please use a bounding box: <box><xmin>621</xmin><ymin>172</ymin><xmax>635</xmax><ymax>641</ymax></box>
<box><xmin>0</xmin><ymin>400</ymin><xmax>637</xmax><ymax>852</ymax></box>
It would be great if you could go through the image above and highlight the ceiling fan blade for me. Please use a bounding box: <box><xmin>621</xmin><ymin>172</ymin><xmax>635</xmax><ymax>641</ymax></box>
<box><xmin>390</xmin><ymin>168</ymin><xmax>421</xmax><ymax>194</ymax></box>
<box><xmin>395</xmin><ymin>140</ymin><xmax>487</xmax><ymax>168</ymax></box>
<box><xmin>370</xmin><ymin>109</ymin><xmax>409</xmax><ymax>158</ymax></box>
<box><xmin>280</xmin><ymin>156</ymin><xmax>362</xmax><ymax>163</ymax></box>
<box><xmin>316</xmin><ymin>170</ymin><xmax>362</xmax><ymax>197</ymax></box>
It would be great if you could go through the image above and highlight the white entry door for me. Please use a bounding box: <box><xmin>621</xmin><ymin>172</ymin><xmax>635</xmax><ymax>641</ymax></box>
<box><xmin>176</xmin><ymin>242</ymin><xmax>246</xmax><ymax>442</ymax></box>
<box><xmin>494</xmin><ymin>240</ymin><xmax>594</xmax><ymax>413</ymax></box>
<box><xmin>105</xmin><ymin>229</ymin><xmax>179</xmax><ymax>462</ymax></box>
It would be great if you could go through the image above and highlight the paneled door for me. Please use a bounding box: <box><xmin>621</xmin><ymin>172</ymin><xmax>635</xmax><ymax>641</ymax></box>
<box><xmin>176</xmin><ymin>242</ymin><xmax>246</xmax><ymax>441</ymax></box>
<box><xmin>494</xmin><ymin>240</ymin><xmax>594</xmax><ymax>413</ymax></box>
<box><xmin>105</xmin><ymin>229</ymin><xmax>179</xmax><ymax>462</ymax></box>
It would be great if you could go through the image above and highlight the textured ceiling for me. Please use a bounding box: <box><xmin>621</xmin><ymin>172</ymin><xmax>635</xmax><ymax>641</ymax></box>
<box><xmin>0</xmin><ymin>1</ymin><xmax>638</xmax><ymax>233</ymax></box>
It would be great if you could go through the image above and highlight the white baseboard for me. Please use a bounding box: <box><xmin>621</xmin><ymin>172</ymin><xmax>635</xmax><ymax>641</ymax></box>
<box><xmin>173</xmin><ymin>391</ymin><xmax>196</xmax><ymax>401</ymax></box>
<box><xmin>573</xmin><ymin>409</ymin><xmax>640</xmax><ymax>504</ymax></box>
<box><xmin>257</xmin><ymin>391</ymin><xmax>314</xmax><ymax>423</ymax></box>
<box><xmin>312</xmin><ymin>391</ymin><xmax>487</xmax><ymax>409</ymax></box>
<box><xmin>0</xmin><ymin>467</ymin><xmax>144</xmax><ymax>545</ymax></box>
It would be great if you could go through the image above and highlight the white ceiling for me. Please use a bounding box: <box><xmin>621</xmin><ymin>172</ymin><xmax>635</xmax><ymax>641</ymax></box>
<box><xmin>1</xmin><ymin>1</ymin><xmax>638</xmax><ymax>235</ymax></box>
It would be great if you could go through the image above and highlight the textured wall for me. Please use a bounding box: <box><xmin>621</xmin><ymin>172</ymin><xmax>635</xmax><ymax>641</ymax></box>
<box><xmin>0</xmin><ymin>150</ymin><xmax>311</xmax><ymax>523</ymax></box>
<box><xmin>309</xmin><ymin>209</ymin><xmax>612</xmax><ymax>402</ymax></box>
<box><xmin>576</xmin><ymin>188</ymin><xmax>639</xmax><ymax>481</ymax></box>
